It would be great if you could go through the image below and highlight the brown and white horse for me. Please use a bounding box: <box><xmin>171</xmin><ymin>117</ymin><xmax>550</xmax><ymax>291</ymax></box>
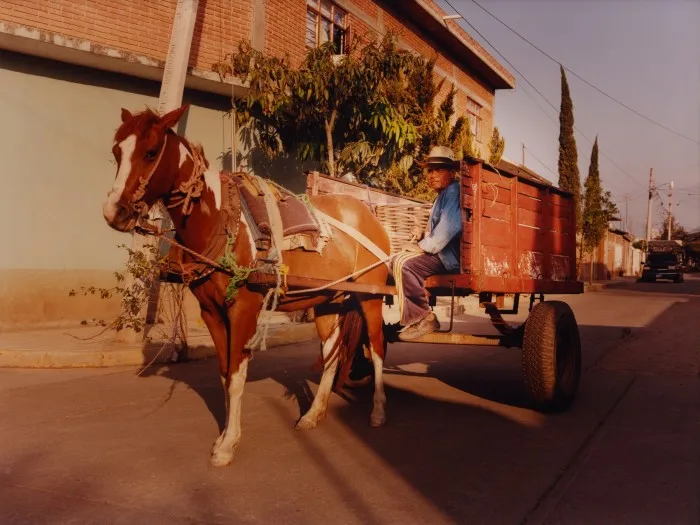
<box><xmin>103</xmin><ymin>105</ymin><xmax>390</xmax><ymax>467</ymax></box>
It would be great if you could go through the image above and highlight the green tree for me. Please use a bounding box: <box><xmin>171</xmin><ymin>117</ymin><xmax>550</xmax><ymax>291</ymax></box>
<box><xmin>601</xmin><ymin>190</ymin><xmax>619</xmax><ymax>222</ymax></box>
<box><xmin>223</xmin><ymin>35</ymin><xmax>419</xmax><ymax>178</ymax></box>
<box><xmin>656</xmin><ymin>214</ymin><xmax>687</xmax><ymax>240</ymax></box>
<box><xmin>582</xmin><ymin>137</ymin><xmax>606</xmax><ymax>255</ymax></box>
<box><xmin>558</xmin><ymin>65</ymin><xmax>581</xmax><ymax>234</ymax></box>
<box><xmin>488</xmin><ymin>126</ymin><xmax>505</xmax><ymax>166</ymax></box>
<box><xmin>216</xmin><ymin>35</ymin><xmax>483</xmax><ymax>200</ymax></box>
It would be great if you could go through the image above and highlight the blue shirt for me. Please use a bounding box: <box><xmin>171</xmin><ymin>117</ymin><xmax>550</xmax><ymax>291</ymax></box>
<box><xmin>418</xmin><ymin>181</ymin><xmax>462</xmax><ymax>272</ymax></box>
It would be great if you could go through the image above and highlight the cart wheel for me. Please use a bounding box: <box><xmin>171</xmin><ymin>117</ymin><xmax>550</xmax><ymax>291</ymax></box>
<box><xmin>522</xmin><ymin>301</ymin><xmax>581</xmax><ymax>412</ymax></box>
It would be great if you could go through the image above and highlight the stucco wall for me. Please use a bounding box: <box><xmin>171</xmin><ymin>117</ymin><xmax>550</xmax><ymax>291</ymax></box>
<box><xmin>0</xmin><ymin>50</ymin><xmax>236</xmax><ymax>330</ymax></box>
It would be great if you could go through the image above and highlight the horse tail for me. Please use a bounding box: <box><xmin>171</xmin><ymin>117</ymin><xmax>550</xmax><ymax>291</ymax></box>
<box><xmin>332</xmin><ymin>307</ymin><xmax>369</xmax><ymax>391</ymax></box>
<box><xmin>312</xmin><ymin>304</ymin><xmax>368</xmax><ymax>392</ymax></box>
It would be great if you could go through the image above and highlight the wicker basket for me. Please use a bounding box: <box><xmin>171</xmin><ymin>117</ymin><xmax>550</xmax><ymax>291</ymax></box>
<box><xmin>375</xmin><ymin>203</ymin><xmax>433</xmax><ymax>255</ymax></box>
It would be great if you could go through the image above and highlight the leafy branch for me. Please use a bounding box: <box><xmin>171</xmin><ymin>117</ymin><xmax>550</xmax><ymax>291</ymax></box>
<box><xmin>69</xmin><ymin>243</ymin><xmax>165</xmax><ymax>333</ymax></box>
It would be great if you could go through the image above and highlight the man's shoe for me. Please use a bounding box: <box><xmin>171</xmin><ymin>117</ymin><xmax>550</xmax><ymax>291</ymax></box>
<box><xmin>398</xmin><ymin>313</ymin><xmax>440</xmax><ymax>341</ymax></box>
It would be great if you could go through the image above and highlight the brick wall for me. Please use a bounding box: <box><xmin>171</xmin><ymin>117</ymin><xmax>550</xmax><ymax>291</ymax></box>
<box><xmin>1</xmin><ymin>0</ymin><xmax>507</xmax><ymax>138</ymax></box>
<box><xmin>264</xmin><ymin>0</ymin><xmax>306</xmax><ymax>66</ymax></box>
<box><xmin>0</xmin><ymin>0</ymin><xmax>252</xmax><ymax>71</ymax></box>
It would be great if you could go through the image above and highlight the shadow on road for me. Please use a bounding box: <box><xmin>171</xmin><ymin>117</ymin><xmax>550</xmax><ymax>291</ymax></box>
<box><xmin>133</xmin><ymin>277</ymin><xmax>698</xmax><ymax>523</ymax></box>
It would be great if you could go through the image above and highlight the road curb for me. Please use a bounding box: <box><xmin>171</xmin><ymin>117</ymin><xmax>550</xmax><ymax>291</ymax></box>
<box><xmin>584</xmin><ymin>280</ymin><xmax>632</xmax><ymax>292</ymax></box>
<box><xmin>0</xmin><ymin>322</ymin><xmax>319</xmax><ymax>369</ymax></box>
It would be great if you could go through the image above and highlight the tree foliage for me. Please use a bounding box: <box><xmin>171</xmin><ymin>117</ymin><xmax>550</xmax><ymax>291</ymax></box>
<box><xmin>601</xmin><ymin>190</ymin><xmax>619</xmax><ymax>222</ymax></box>
<box><xmin>214</xmin><ymin>34</ymin><xmax>497</xmax><ymax>199</ymax></box>
<box><xmin>656</xmin><ymin>214</ymin><xmax>687</xmax><ymax>240</ymax></box>
<box><xmin>558</xmin><ymin>65</ymin><xmax>581</xmax><ymax>233</ymax></box>
<box><xmin>582</xmin><ymin>138</ymin><xmax>619</xmax><ymax>255</ymax></box>
<box><xmin>488</xmin><ymin>126</ymin><xmax>505</xmax><ymax>166</ymax></box>
<box><xmin>221</xmin><ymin>35</ymin><xmax>419</xmax><ymax>179</ymax></box>
<box><xmin>582</xmin><ymin>137</ymin><xmax>606</xmax><ymax>253</ymax></box>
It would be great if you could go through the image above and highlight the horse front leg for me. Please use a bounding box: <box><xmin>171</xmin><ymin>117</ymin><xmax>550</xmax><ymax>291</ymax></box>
<box><xmin>198</xmin><ymin>308</ymin><xmax>230</xmax><ymax>451</ymax></box>
<box><xmin>210</xmin><ymin>291</ymin><xmax>262</xmax><ymax>467</ymax></box>
<box><xmin>295</xmin><ymin>313</ymin><xmax>340</xmax><ymax>430</ymax></box>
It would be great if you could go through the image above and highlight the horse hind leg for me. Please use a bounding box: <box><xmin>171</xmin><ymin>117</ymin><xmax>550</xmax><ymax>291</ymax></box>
<box><xmin>296</xmin><ymin>313</ymin><xmax>340</xmax><ymax>430</ymax></box>
<box><xmin>360</xmin><ymin>297</ymin><xmax>387</xmax><ymax>427</ymax></box>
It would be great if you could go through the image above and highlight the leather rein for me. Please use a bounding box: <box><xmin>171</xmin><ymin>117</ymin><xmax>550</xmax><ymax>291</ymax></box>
<box><xmin>131</xmin><ymin>134</ymin><xmax>243</xmax><ymax>284</ymax></box>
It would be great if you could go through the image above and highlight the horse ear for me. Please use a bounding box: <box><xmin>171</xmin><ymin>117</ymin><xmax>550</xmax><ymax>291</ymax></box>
<box><xmin>159</xmin><ymin>104</ymin><xmax>190</xmax><ymax>130</ymax></box>
<box><xmin>120</xmin><ymin>108</ymin><xmax>133</xmax><ymax>123</ymax></box>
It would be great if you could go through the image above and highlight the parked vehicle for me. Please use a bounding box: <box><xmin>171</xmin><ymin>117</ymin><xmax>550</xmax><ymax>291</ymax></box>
<box><xmin>640</xmin><ymin>240</ymin><xmax>684</xmax><ymax>282</ymax></box>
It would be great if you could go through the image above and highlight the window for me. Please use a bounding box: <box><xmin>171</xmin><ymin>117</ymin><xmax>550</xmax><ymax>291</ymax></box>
<box><xmin>306</xmin><ymin>0</ymin><xmax>348</xmax><ymax>54</ymax></box>
<box><xmin>467</xmin><ymin>98</ymin><xmax>482</xmax><ymax>142</ymax></box>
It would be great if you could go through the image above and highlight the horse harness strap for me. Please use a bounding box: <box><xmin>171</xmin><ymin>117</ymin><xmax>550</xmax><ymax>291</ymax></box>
<box><xmin>129</xmin><ymin>134</ymin><xmax>169</xmax><ymax>218</ymax></box>
<box><xmin>163</xmin><ymin>172</ymin><xmax>244</xmax><ymax>284</ymax></box>
<box><xmin>315</xmin><ymin>211</ymin><xmax>390</xmax><ymax>265</ymax></box>
<box><xmin>165</xmin><ymin>143</ymin><xmax>208</xmax><ymax>217</ymax></box>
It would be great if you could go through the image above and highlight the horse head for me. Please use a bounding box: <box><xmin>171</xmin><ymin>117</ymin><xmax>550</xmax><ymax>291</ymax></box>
<box><xmin>103</xmin><ymin>105</ymin><xmax>189</xmax><ymax>232</ymax></box>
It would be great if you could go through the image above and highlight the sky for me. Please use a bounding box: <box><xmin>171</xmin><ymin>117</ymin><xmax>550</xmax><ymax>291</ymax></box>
<box><xmin>439</xmin><ymin>0</ymin><xmax>700</xmax><ymax>237</ymax></box>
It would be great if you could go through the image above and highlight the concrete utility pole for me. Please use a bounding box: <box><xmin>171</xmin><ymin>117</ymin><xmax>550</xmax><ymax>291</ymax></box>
<box><xmin>667</xmin><ymin>181</ymin><xmax>674</xmax><ymax>240</ymax></box>
<box><xmin>645</xmin><ymin>168</ymin><xmax>654</xmax><ymax>244</ymax></box>
<box><xmin>158</xmin><ymin>0</ymin><xmax>200</xmax><ymax>116</ymax></box>
<box><xmin>521</xmin><ymin>143</ymin><xmax>525</xmax><ymax>166</ymax></box>
<box><xmin>120</xmin><ymin>0</ymin><xmax>200</xmax><ymax>342</ymax></box>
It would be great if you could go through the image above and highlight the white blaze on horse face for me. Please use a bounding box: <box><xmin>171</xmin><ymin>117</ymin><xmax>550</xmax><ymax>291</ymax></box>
<box><xmin>203</xmin><ymin>169</ymin><xmax>222</xmax><ymax>211</ymax></box>
<box><xmin>103</xmin><ymin>134</ymin><xmax>137</xmax><ymax>222</ymax></box>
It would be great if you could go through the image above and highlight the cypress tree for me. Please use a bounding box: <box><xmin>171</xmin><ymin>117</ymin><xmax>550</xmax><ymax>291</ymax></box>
<box><xmin>582</xmin><ymin>137</ymin><xmax>606</xmax><ymax>255</ymax></box>
<box><xmin>558</xmin><ymin>65</ymin><xmax>581</xmax><ymax>233</ymax></box>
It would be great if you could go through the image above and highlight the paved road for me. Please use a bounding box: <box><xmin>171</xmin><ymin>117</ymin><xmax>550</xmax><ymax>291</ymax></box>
<box><xmin>1</xmin><ymin>277</ymin><xmax>698</xmax><ymax>524</ymax></box>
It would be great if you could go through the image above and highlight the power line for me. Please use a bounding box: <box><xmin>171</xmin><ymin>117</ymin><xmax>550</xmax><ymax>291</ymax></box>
<box><xmin>463</xmin><ymin>0</ymin><xmax>700</xmax><ymax>145</ymax></box>
<box><xmin>522</xmin><ymin>144</ymin><xmax>557</xmax><ymax>178</ymax></box>
<box><xmin>441</xmin><ymin>0</ymin><xmax>646</xmax><ymax>189</ymax></box>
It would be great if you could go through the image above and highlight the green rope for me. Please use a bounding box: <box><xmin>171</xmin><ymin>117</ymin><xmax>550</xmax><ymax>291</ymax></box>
<box><xmin>217</xmin><ymin>237</ymin><xmax>256</xmax><ymax>301</ymax></box>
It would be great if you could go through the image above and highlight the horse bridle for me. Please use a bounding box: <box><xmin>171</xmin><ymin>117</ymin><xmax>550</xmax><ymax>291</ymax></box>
<box><xmin>128</xmin><ymin>134</ymin><xmax>169</xmax><ymax>219</ymax></box>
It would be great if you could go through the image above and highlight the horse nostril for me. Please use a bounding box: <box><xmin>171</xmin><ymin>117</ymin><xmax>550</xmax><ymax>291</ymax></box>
<box><xmin>114</xmin><ymin>203</ymin><xmax>131</xmax><ymax>222</ymax></box>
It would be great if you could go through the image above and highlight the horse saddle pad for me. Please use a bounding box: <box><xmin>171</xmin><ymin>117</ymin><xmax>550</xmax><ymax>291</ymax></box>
<box><xmin>233</xmin><ymin>172</ymin><xmax>326</xmax><ymax>251</ymax></box>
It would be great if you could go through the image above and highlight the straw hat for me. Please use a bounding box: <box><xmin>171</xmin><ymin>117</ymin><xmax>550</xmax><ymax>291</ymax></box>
<box><xmin>419</xmin><ymin>145</ymin><xmax>461</xmax><ymax>170</ymax></box>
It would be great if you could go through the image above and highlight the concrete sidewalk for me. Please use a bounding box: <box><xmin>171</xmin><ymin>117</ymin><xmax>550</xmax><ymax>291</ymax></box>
<box><xmin>0</xmin><ymin>318</ymin><xmax>319</xmax><ymax>369</ymax></box>
<box><xmin>583</xmin><ymin>276</ymin><xmax>635</xmax><ymax>292</ymax></box>
<box><xmin>0</xmin><ymin>279</ymin><xmax>632</xmax><ymax>369</ymax></box>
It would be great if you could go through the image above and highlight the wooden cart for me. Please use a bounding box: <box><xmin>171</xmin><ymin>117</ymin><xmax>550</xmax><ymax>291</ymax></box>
<box><xmin>287</xmin><ymin>158</ymin><xmax>583</xmax><ymax>412</ymax></box>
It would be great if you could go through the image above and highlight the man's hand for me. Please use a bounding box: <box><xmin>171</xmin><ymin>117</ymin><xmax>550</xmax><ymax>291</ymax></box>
<box><xmin>400</xmin><ymin>242</ymin><xmax>424</xmax><ymax>254</ymax></box>
<box><xmin>410</xmin><ymin>223</ymin><xmax>424</xmax><ymax>241</ymax></box>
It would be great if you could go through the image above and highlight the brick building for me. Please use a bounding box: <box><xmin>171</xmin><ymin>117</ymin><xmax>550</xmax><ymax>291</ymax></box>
<box><xmin>0</xmin><ymin>0</ymin><xmax>514</xmax><ymax>330</ymax></box>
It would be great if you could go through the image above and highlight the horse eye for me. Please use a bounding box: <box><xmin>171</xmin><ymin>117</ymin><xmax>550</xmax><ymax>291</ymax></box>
<box><xmin>145</xmin><ymin>149</ymin><xmax>159</xmax><ymax>161</ymax></box>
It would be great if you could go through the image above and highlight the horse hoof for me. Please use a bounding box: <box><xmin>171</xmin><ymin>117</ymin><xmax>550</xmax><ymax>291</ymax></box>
<box><xmin>210</xmin><ymin>440</ymin><xmax>238</xmax><ymax>467</ymax></box>
<box><xmin>210</xmin><ymin>449</ymin><xmax>234</xmax><ymax>467</ymax></box>
<box><xmin>295</xmin><ymin>416</ymin><xmax>318</xmax><ymax>431</ymax></box>
<box><xmin>370</xmin><ymin>412</ymin><xmax>386</xmax><ymax>427</ymax></box>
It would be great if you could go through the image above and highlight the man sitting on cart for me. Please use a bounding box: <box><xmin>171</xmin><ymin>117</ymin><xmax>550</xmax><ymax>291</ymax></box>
<box><xmin>394</xmin><ymin>145</ymin><xmax>463</xmax><ymax>341</ymax></box>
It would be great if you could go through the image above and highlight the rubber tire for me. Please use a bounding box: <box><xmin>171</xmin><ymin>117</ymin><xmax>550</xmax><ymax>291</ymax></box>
<box><xmin>522</xmin><ymin>301</ymin><xmax>581</xmax><ymax>413</ymax></box>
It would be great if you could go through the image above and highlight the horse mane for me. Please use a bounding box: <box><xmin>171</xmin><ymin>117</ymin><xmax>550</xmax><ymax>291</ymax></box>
<box><xmin>114</xmin><ymin>108</ymin><xmax>161</xmax><ymax>143</ymax></box>
<box><xmin>114</xmin><ymin>108</ymin><xmax>212</xmax><ymax>177</ymax></box>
